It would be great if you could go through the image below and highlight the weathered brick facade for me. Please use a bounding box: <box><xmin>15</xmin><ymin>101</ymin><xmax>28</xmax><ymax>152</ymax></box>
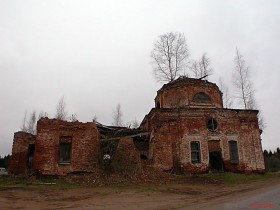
<box><xmin>34</xmin><ymin>118</ymin><xmax>100</xmax><ymax>175</ymax></box>
<box><xmin>10</xmin><ymin>77</ymin><xmax>265</xmax><ymax>175</ymax></box>
<box><xmin>111</xmin><ymin>137</ymin><xmax>142</xmax><ymax>175</ymax></box>
<box><xmin>142</xmin><ymin>77</ymin><xmax>265</xmax><ymax>173</ymax></box>
<box><xmin>155</xmin><ymin>78</ymin><xmax>223</xmax><ymax>109</ymax></box>
<box><xmin>9</xmin><ymin>132</ymin><xmax>35</xmax><ymax>174</ymax></box>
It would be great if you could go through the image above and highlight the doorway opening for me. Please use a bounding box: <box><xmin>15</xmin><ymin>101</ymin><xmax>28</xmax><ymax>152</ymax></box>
<box><xmin>208</xmin><ymin>140</ymin><xmax>224</xmax><ymax>172</ymax></box>
<box><xmin>27</xmin><ymin>144</ymin><xmax>35</xmax><ymax>168</ymax></box>
<box><xmin>209</xmin><ymin>151</ymin><xmax>224</xmax><ymax>172</ymax></box>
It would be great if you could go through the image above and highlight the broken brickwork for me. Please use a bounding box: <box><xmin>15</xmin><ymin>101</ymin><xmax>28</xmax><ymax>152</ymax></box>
<box><xmin>9</xmin><ymin>132</ymin><xmax>35</xmax><ymax>174</ymax></box>
<box><xmin>142</xmin><ymin>108</ymin><xmax>264</xmax><ymax>173</ymax></box>
<box><xmin>155</xmin><ymin>77</ymin><xmax>223</xmax><ymax>109</ymax></box>
<box><xmin>10</xmin><ymin>119</ymin><xmax>147</xmax><ymax>176</ymax></box>
<box><xmin>142</xmin><ymin>77</ymin><xmax>265</xmax><ymax>174</ymax></box>
<box><xmin>111</xmin><ymin>137</ymin><xmax>142</xmax><ymax>176</ymax></box>
<box><xmin>34</xmin><ymin>118</ymin><xmax>100</xmax><ymax>175</ymax></box>
<box><xmin>10</xmin><ymin>76</ymin><xmax>265</xmax><ymax>176</ymax></box>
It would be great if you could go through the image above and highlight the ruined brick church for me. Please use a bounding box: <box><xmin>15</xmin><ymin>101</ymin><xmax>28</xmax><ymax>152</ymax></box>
<box><xmin>10</xmin><ymin>77</ymin><xmax>265</xmax><ymax>175</ymax></box>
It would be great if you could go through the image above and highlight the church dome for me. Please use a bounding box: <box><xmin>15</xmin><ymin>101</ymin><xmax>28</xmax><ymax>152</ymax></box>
<box><xmin>155</xmin><ymin>77</ymin><xmax>223</xmax><ymax>109</ymax></box>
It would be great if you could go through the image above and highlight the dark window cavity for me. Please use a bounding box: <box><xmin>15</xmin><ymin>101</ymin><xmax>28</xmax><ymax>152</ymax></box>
<box><xmin>193</xmin><ymin>92</ymin><xmax>211</xmax><ymax>103</ymax></box>
<box><xmin>191</xmin><ymin>141</ymin><xmax>201</xmax><ymax>164</ymax></box>
<box><xmin>229</xmin><ymin>140</ymin><xmax>239</xmax><ymax>164</ymax></box>
<box><xmin>207</xmin><ymin>118</ymin><xmax>218</xmax><ymax>131</ymax></box>
<box><xmin>156</xmin><ymin>101</ymin><xmax>160</xmax><ymax>108</ymax></box>
<box><xmin>27</xmin><ymin>144</ymin><xmax>35</xmax><ymax>168</ymax></box>
<box><xmin>140</xmin><ymin>154</ymin><xmax>148</xmax><ymax>160</ymax></box>
<box><xmin>59</xmin><ymin>136</ymin><xmax>72</xmax><ymax>164</ymax></box>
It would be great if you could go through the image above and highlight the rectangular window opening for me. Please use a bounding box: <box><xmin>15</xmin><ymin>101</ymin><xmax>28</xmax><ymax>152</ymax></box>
<box><xmin>229</xmin><ymin>140</ymin><xmax>239</xmax><ymax>164</ymax></box>
<box><xmin>191</xmin><ymin>141</ymin><xmax>201</xmax><ymax>164</ymax></box>
<box><xmin>27</xmin><ymin>144</ymin><xmax>35</xmax><ymax>168</ymax></box>
<box><xmin>59</xmin><ymin>136</ymin><xmax>72</xmax><ymax>164</ymax></box>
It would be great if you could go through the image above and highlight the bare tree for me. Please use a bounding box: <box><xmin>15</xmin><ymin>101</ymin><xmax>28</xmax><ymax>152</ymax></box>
<box><xmin>55</xmin><ymin>96</ymin><xmax>68</xmax><ymax>120</ymax></box>
<box><xmin>20</xmin><ymin>110</ymin><xmax>28</xmax><ymax>132</ymax></box>
<box><xmin>27</xmin><ymin>111</ymin><xmax>37</xmax><ymax>135</ymax></box>
<box><xmin>233</xmin><ymin>48</ymin><xmax>254</xmax><ymax>109</ymax></box>
<box><xmin>38</xmin><ymin>111</ymin><xmax>48</xmax><ymax>119</ymax></box>
<box><xmin>20</xmin><ymin>110</ymin><xmax>36</xmax><ymax>134</ymax></box>
<box><xmin>126</xmin><ymin>118</ymin><xmax>140</xmax><ymax>128</ymax></box>
<box><xmin>191</xmin><ymin>53</ymin><xmax>213</xmax><ymax>79</ymax></box>
<box><xmin>69</xmin><ymin>114</ymin><xmax>78</xmax><ymax>122</ymax></box>
<box><xmin>246</xmin><ymin>93</ymin><xmax>266</xmax><ymax>131</ymax></box>
<box><xmin>151</xmin><ymin>32</ymin><xmax>189</xmax><ymax>82</ymax></box>
<box><xmin>247</xmin><ymin>91</ymin><xmax>257</xmax><ymax>110</ymax></box>
<box><xmin>233</xmin><ymin>48</ymin><xmax>265</xmax><ymax>131</ymax></box>
<box><xmin>258</xmin><ymin>111</ymin><xmax>266</xmax><ymax>132</ymax></box>
<box><xmin>112</xmin><ymin>103</ymin><xmax>123</xmax><ymax>126</ymax></box>
<box><xmin>92</xmin><ymin>115</ymin><xmax>98</xmax><ymax>122</ymax></box>
<box><xmin>218</xmin><ymin>77</ymin><xmax>233</xmax><ymax>108</ymax></box>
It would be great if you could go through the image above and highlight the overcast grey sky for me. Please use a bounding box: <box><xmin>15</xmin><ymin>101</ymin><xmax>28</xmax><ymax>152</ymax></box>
<box><xmin>1</xmin><ymin>0</ymin><xmax>279</xmax><ymax>156</ymax></box>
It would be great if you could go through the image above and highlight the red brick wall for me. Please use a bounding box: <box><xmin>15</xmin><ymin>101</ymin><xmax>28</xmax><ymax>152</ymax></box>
<box><xmin>142</xmin><ymin>108</ymin><xmax>265</xmax><ymax>174</ymax></box>
<box><xmin>9</xmin><ymin>132</ymin><xmax>36</xmax><ymax>174</ymax></box>
<box><xmin>155</xmin><ymin>79</ymin><xmax>223</xmax><ymax>109</ymax></box>
<box><xmin>208</xmin><ymin>140</ymin><xmax>221</xmax><ymax>152</ymax></box>
<box><xmin>34</xmin><ymin>118</ymin><xmax>100</xmax><ymax>175</ymax></box>
<box><xmin>112</xmin><ymin>137</ymin><xmax>142</xmax><ymax>175</ymax></box>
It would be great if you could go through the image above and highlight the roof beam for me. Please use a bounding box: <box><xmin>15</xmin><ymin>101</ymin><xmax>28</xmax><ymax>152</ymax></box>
<box><xmin>100</xmin><ymin>132</ymin><xmax>150</xmax><ymax>142</ymax></box>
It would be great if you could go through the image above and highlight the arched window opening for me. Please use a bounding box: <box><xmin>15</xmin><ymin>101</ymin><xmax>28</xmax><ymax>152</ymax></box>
<box><xmin>156</xmin><ymin>102</ymin><xmax>160</xmax><ymax>108</ymax></box>
<box><xmin>193</xmin><ymin>92</ymin><xmax>211</xmax><ymax>103</ymax></box>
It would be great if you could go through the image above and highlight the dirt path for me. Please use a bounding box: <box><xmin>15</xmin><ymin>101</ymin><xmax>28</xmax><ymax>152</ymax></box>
<box><xmin>204</xmin><ymin>184</ymin><xmax>280</xmax><ymax>210</ymax></box>
<box><xmin>0</xmin><ymin>178</ymin><xmax>279</xmax><ymax>210</ymax></box>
